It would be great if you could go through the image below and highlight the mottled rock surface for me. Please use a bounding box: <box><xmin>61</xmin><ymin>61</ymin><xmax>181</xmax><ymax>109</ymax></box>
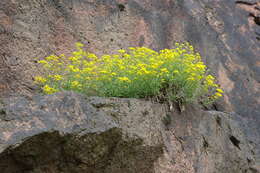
<box><xmin>0</xmin><ymin>92</ymin><xmax>258</xmax><ymax>172</ymax></box>
<box><xmin>0</xmin><ymin>0</ymin><xmax>259</xmax><ymax>158</ymax></box>
<box><xmin>0</xmin><ymin>92</ymin><xmax>164</xmax><ymax>173</ymax></box>
<box><xmin>0</xmin><ymin>0</ymin><xmax>259</xmax><ymax>168</ymax></box>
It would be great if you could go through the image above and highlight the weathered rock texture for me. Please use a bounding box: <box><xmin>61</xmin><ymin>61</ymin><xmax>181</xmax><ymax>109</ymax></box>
<box><xmin>0</xmin><ymin>92</ymin><xmax>258</xmax><ymax>172</ymax></box>
<box><xmin>0</xmin><ymin>0</ymin><xmax>259</xmax><ymax>157</ymax></box>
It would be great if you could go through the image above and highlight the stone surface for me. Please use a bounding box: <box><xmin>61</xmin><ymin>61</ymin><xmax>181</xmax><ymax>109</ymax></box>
<box><xmin>156</xmin><ymin>109</ymin><xmax>258</xmax><ymax>173</ymax></box>
<box><xmin>0</xmin><ymin>0</ymin><xmax>259</xmax><ymax>166</ymax></box>
<box><xmin>0</xmin><ymin>92</ymin><xmax>258</xmax><ymax>172</ymax></box>
<box><xmin>0</xmin><ymin>92</ymin><xmax>164</xmax><ymax>173</ymax></box>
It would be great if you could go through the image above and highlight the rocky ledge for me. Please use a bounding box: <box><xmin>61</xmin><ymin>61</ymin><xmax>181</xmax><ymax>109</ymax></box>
<box><xmin>0</xmin><ymin>92</ymin><xmax>258</xmax><ymax>173</ymax></box>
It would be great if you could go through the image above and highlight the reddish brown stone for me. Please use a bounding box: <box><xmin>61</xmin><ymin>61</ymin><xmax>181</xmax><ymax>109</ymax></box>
<box><xmin>0</xmin><ymin>0</ymin><xmax>259</xmax><ymax>161</ymax></box>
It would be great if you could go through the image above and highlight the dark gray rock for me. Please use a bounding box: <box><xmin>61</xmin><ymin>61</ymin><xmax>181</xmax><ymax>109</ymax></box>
<box><xmin>0</xmin><ymin>92</ymin><xmax>258</xmax><ymax>172</ymax></box>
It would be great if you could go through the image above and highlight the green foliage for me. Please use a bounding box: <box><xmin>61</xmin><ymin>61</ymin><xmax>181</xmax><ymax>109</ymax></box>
<box><xmin>34</xmin><ymin>42</ymin><xmax>224</xmax><ymax>105</ymax></box>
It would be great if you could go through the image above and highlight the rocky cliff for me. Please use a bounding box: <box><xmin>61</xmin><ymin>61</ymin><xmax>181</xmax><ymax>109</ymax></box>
<box><xmin>0</xmin><ymin>0</ymin><xmax>259</xmax><ymax>172</ymax></box>
<box><xmin>0</xmin><ymin>92</ymin><xmax>258</xmax><ymax>173</ymax></box>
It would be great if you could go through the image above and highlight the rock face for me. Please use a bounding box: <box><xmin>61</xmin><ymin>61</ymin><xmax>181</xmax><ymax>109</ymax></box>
<box><xmin>0</xmin><ymin>0</ymin><xmax>259</xmax><ymax>158</ymax></box>
<box><xmin>0</xmin><ymin>92</ymin><xmax>258</xmax><ymax>173</ymax></box>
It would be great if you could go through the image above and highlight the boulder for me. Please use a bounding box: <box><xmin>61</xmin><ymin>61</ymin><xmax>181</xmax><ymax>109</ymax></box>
<box><xmin>0</xmin><ymin>92</ymin><xmax>258</xmax><ymax>172</ymax></box>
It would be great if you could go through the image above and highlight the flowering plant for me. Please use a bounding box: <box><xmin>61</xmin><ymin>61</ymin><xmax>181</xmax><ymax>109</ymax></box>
<box><xmin>35</xmin><ymin>42</ymin><xmax>223</xmax><ymax>105</ymax></box>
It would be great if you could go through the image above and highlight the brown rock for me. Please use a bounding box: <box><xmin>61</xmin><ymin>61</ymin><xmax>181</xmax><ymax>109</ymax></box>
<box><xmin>0</xmin><ymin>0</ymin><xmax>259</xmax><ymax>161</ymax></box>
<box><xmin>0</xmin><ymin>92</ymin><xmax>257</xmax><ymax>173</ymax></box>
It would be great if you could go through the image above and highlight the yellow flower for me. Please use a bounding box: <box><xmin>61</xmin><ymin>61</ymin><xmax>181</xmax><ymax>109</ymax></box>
<box><xmin>111</xmin><ymin>72</ymin><xmax>117</xmax><ymax>76</ymax></box>
<box><xmin>88</xmin><ymin>53</ymin><xmax>98</xmax><ymax>60</ymax></box>
<box><xmin>123</xmin><ymin>54</ymin><xmax>131</xmax><ymax>58</ymax></box>
<box><xmin>206</xmin><ymin>75</ymin><xmax>215</xmax><ymax>81</ymax></box>
<box><xmin>119</xmin><ymin>65</ymin><xmax>125</xmax><ymax>70</ymax></box>
<box><xmin>75</xmin><ymin>74</ymin><xmax>81</xmax><ymax>79</ymax></box>
<box><xmin>118</xmin><ymin>77</ymin><xmax>131</xmax><ymax>82</ymax></box>
<box><xmin>160</xmin><ymin>68</ymin><xmax>169</xmax><ymax>73</ymax></box>
<box><xmin>76</xmin><ymin>42</ymin><xmax>84</xmax><ymax>47</ymax></box>
<box><xmin>100</xmin><ymin>70</ymin><xmax>108</xmax><ymax>74</ymax></box>
<box><xmin>128</xmin><ymin>47</ymin><xmax>135</xmax><ymax>50</ymax></box>
<box><xmin>42</xmin><ymin>85</ymin><xmax>57</xmax><ymax>94</ymax></box>
<box><xmin>215</xmin><ymin>92</ymin><xmax>223</xmax><ymax>97</ymax></box>
<box><xmin>69</xmin><ymin>56</ymin><xmax>79</xmax><ymax>62</ymax></box>
<box><xmin>34</xmin><ymin>76</ymin><xmax>47</xmax><ymax>84</ymax></box>
<box><xmin>113</xmin><ymin>55</ymin><xmax>120</xmax><ymax>59</ymax></box>
<box><xmin>72</xmin><ymin>51</ymin><xmax>83</xmax><ymax>57</ymax></box>
<box><xmin>151</xmin><ymin>64</ymin><xmax>159</xmax><ymax>69</ymax></box>
<box><xmin>173</xmin><ymin>70</ymin><xmax>179</xmax><ymax>74</ymax></box>
<box><xmin>73</xmin><ymin>68</ymin><xmax>80</xmax><ymax>73</ymax></box>
<box><xmin>102</xmin><ymin>55</ymin><xmax>111</xmax><ymax>60</ymax></box>
<box><xmin>83</xmin><ymin>67</ymin><xmax>94</xmax><ymax>73</ymax></box>
<box><xmin>35</xmin><ymin>42</ymin><xmax>221</xmax><ymax>104</ymax></box>
<box><xmin>71</xmin><ymin>81</ymin><xmax>82</xmax><ymax>88</ymax></box>
<box><xmin>205</xmin><ymin>75</ymin><xmax>215</xmax><ymax>86</ymax></box>
<box><xmin>68</xmin><ymin>65</ymin><xmax>80</xmax><ymax>72</ymax></box>
<box><xmin>53</xmin><ymin>75</ymin><xmax>62</xmax><ymax>81</ymax></box>
<box><xmin>191</xmin><ymin>73</ymin><xmax>196</xmax><ymax>76</ymax></box>
<box><xmin>46</xmin><ymin>55</ymin><xmax>58</xmax><ymax>61</ymax></box>
<box><xmin>188</xmin><ymin>77</ymin><xmax>195</xmax><ymax>81</ymax></box>
<box><xmin>38</xmin><ymin>60</ymin><xmax>48</xmax><ymax>64</ymax></box>
<box><xmin>118</xmin><ymin>49</ymin><xmax>126</xmax><ymax>54</ymax></box>
<box><xmin>216</xmin><ymin>88</ymin><xmax>224</xmax><ymax>93</ymax></box>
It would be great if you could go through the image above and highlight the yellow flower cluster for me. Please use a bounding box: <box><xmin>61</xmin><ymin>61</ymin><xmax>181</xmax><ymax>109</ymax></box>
<box><xmin>42</xmin><ymin>84</ymin><xmax>57</xmax><ymax>94</ymax></box>
<box><xmin>71</xmin><ymin>81</ymin><xmax>82</xmax><ymax>89</ymax></box>
<box><xmin>34</xmin><ymin>76</ymin><xmax>47</xmax><ymax>84</ymax></box>
<box><xmin>118</xmin><ymin>77</ymin><xmax>131</xmax><ymax>83</ymax></box>
<box><xmin>35</xmin><ymin>42</ymin><xmax>223</xmax><ymax>105</ymax></box>
<box><xmin>213</xmin><ymin>88</ymin><xmax>224</xmax><ymax>99</ymax></box>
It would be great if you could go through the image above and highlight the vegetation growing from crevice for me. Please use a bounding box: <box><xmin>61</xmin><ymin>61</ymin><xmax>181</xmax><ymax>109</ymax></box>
<box><xmin>34</xmin><ymin>42</ymin><xmax>223</xmax><ymax>105</ymax></box>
